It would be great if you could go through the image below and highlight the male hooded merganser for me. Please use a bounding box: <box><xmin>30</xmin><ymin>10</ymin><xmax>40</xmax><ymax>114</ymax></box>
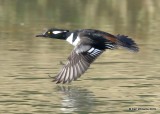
<box><xmin>36</xmin><ymin>28</ymin><xmax>139</xmax><ymax>84</ymax></box>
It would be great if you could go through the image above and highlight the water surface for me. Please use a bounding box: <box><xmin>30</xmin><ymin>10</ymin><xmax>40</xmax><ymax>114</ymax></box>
<box><xmin>0</xmin><ymin>0</ymin><xmax>160</xmax><ymax>114</ymax></box>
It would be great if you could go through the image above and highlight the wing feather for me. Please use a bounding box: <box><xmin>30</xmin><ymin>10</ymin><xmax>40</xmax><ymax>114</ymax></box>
<box><xmin>53</xmin><ymin>46</ymin><xmax>104</xmax><ymax>84</ymax></box>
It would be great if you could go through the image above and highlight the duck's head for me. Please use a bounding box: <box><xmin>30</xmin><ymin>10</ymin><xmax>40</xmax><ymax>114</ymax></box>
<box><xmin>36</xmin><ymin>28</ymin><xmax>69</xmax><ymax>39</ymax></box>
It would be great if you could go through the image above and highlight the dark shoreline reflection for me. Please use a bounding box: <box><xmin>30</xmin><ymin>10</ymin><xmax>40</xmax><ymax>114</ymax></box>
<box><xmin>55</xmin><ymin>85</ymin><xmax>96</xmax><ymax>113</ymax></box>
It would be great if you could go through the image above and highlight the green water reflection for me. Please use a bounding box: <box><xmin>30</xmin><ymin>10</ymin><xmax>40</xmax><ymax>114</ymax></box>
<box><xmin>0</xmin><ymin>0</ymin><xmax>160</xmax><ymax>114</ymax></box>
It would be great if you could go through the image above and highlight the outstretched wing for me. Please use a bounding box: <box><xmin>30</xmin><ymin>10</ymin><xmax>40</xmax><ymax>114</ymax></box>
<box><xmin>53</xmin><ymin>44</ymin><xmax>104</xmax><ymax>84</ymax></box>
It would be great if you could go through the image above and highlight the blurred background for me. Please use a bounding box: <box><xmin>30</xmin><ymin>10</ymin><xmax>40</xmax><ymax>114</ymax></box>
<box><xmin>0</xmin><ymin>0</ymin><xmax>160</xmax><ymax>114</ymax></box>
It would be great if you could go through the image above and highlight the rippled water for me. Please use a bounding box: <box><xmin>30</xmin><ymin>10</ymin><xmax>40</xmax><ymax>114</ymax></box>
<box><xmin>0</xmin><ymin>0</ymin><xmax>160</xmax><ymax>114</ymax></box>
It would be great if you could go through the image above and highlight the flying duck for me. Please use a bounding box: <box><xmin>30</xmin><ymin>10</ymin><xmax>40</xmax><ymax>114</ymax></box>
<box><xmin>36</xmin><ymin>28</ymin><xmax>139</xmax><ymax>84</ymax></box>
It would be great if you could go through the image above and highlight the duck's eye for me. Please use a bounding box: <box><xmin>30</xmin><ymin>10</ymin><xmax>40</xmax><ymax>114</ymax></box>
<box><xmin>48</xmin><ymin>31</ymin><xmax>51</xmax><ymax>34</ymax></box>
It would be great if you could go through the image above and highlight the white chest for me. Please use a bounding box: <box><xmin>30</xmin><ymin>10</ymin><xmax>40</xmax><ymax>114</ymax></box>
<box><xmin>66</xmin><ymin>33</ymin><xmax>80</xmax><ymax>46</ymax></box>
<box><xmin>66</xmin><ymin>33</ymin><xmax>73</xmax><ymax>45</ymax></box>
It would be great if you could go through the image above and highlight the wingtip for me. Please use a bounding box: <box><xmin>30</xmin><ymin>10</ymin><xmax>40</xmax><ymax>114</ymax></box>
<box><xmin>52</xmin><ymin>76</ymin><xmax>69</xmax><ymax>84</ymax></box>
<box><xmin>52</xmin><ymin>79</ymin><xmax>61</xmax><ymax>84</ymax></box>
<box><xmin>53</xmin><ymin>79</ymin><xmax>70</xmax><ymax>84</ymax></box>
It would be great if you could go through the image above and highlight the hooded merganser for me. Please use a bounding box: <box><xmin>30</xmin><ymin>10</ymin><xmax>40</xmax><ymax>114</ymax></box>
<box><xmin>36</xmin><ymin>28</ymin><xmax>139</xmax><ymax>84</ymax></box>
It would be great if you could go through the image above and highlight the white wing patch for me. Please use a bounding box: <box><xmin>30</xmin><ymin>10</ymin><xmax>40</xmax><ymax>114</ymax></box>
<box><xmin>88</xmin><ymin>47</ymin><xmax>94</xmax><ymax>53</ymax></box>
<box><xmin>88</xmin><ymin>48</ymin><xmax>102</xmax><ymax>57</ymax></box>
<box><xmin>105</xmin><ymin>43</ymin><xmax>115</xmax><ymax>49</ymax></box>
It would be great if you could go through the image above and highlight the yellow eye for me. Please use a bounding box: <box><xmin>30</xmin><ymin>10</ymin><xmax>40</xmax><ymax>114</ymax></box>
<box><xmin>48</xmin><ymin>31</ymin><xmax>50</xmax><ymax>34</ymax></box>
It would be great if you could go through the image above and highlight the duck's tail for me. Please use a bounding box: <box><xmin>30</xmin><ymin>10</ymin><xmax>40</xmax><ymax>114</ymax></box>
<box><xmin>116</xmin><ymin>34</ymin><xmax>139</xmax><ymax>52</ymax></box>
